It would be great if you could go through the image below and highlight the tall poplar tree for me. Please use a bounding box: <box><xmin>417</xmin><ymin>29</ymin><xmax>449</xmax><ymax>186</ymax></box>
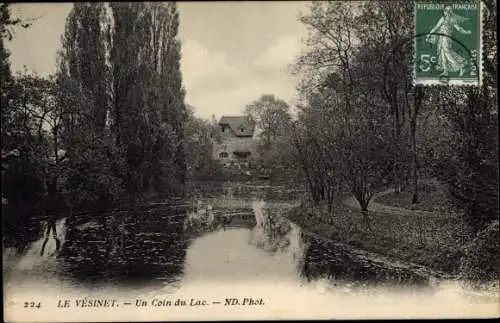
<box><xmin>109</xmin><ymin>2</ymin><xmax>186</xmax><ymax>196</ymax></box>
<box><xmin>154</xmin><ymin>2</ymin><xmax>187</xmax><ymax>192</ymax></box>
<box><xmin>57</xmin><ymin>2</ymin><xmax>186</xmax><ymax>201</ymax></box>
<box><xmin>57</xmin><ymin>3</ymin><xmax>122</xmax><ymax>210</ymax></box>
<box><xmin>58</xmin><ymin>3</ymin><xmax>111</xmax><ymax>129</ymax></box>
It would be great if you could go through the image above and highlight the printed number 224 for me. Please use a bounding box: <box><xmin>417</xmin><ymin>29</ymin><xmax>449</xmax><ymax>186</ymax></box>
<box><xmin>24</xmin><ymin>301</ymin><xmax>41</xmax><ymax>308</ymax></box>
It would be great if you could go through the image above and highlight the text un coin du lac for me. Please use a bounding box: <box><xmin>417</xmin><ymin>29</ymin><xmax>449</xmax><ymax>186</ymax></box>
<box><xmin>57</xmin><ymin>297</ymin><xmax>265</xmax><ymax>308</ymax></box>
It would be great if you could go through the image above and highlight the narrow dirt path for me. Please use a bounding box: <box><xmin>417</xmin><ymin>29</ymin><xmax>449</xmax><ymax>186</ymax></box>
<box><xmin>343</xmin><ymin>188</ymin><xmax>450</xmax><ymax>218</ymax></box>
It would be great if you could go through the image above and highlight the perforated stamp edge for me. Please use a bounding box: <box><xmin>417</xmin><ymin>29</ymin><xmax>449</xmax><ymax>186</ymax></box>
<box><xmin>412</xmin><ymin>0</ymin><xmax>484</xmax><ymax>87</ymax></box>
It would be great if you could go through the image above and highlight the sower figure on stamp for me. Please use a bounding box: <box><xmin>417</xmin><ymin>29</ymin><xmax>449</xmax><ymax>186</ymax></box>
<box><xmin>40</xmin><ymin>175</ymin><xmax>61</xmax><ymax>256</ymax></box>
<box><xmin>426</xmin><ymin>5</ymin><xmax>472</xmax><ymax>77</ymax></box>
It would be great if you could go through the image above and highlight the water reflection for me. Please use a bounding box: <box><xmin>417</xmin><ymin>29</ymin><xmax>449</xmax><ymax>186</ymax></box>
<box><xmin>249</xmin><ymin>200</ymin><xmax>292</xmax><ymax>253</ymax></box>
<box><xmin>299</xmin><ymin>235</ymin><xmax>430</xmax><ymax>291</ymax></box>
<box><xmin>185</xmin><ymin>181</ymin><xmax>305</xmax><ymax>202</ymax></box>
<box><xmin>59</xmin><ymin>204</ymin><xmax>188</xmax><ymax>286</ymax></box>
<box><xmin>4</xmin><ymin>182</ymin><xmax>441</xmax><ymax>297</ymax></box>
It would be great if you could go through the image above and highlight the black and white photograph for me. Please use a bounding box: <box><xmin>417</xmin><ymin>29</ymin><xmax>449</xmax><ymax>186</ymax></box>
<box><xmin>2</xmin><ymin>1</ymin><xmax>498</xmax><ymax>321</ymax></box>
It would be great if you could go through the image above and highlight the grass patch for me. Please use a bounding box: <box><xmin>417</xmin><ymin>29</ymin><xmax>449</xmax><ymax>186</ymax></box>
<box><xmin>286</xmin><ymin>200</ymin><xmax>470</xmax><ymax>276</ymax></box>
<box><xmin>375</xmin><ymin>181</ymin><xmax>461</xmax><ymax>214</ymax></box>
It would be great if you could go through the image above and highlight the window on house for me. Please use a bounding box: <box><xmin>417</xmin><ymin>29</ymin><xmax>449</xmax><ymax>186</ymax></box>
<box><xmin>219</xmin><ymin>152</ymin><xmax>228</xmax><ymax>158</ymax></box>
<box><xmin>240</xmin><ymin>127</ymin><xmax>244</xmax><ymax>133</ymax></box>
<box><xmin>233</xmin><ymin>151</ymin><xmax>251</xmax><ymax>159</ymax></box>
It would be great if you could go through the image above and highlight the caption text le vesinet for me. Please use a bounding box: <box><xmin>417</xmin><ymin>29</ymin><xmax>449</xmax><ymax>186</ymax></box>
<box><xmin>23</xmin><ymin>297</ymin><xmax>265</xmax><ymax>309</ymax></box>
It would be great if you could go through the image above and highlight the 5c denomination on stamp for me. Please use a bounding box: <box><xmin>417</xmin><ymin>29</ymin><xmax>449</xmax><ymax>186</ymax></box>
<box><xmin>414</xmin><ymin>1</ymin><xmax>483</xmax><ymax>86</ymax></box>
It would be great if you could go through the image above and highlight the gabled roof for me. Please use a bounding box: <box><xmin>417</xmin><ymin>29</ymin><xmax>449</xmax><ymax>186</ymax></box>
<box><xmin>219</xmin><ymin>116</ymin><xmax>255</xmax><ymax>137</ymax></box>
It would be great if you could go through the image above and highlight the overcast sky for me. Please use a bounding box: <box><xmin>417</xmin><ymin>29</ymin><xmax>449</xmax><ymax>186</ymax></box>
<box><xmin>5</xmin><ymin>2</ymin><xmax>309</xmax><ymax>120</ymax></box>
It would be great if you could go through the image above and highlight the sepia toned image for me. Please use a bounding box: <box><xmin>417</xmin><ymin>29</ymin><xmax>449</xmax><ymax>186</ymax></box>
<box><xmin>2</xmin><ymin>1</ymin><xmax>498</xmax><ymax>321</ymax></box>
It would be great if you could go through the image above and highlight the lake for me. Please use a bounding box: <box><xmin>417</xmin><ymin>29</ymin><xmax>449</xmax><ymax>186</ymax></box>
<box><xmin>3</xmin><ymin>182</ymin><xmax>498</xmax><ymax>320</ymax></box>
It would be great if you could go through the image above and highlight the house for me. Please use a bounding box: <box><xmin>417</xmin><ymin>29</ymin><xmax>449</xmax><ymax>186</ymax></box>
<box><xmin>212</xmin><ymin>116</ymin><xmax>258</xmax><ymax>166</ymax></box>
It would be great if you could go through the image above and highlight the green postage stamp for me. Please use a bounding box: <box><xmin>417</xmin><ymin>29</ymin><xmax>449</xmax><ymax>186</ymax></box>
<box><xmin>414</xmin><ymin>1</ymin><xmax>482</xmax><ymax>86</ymax></box>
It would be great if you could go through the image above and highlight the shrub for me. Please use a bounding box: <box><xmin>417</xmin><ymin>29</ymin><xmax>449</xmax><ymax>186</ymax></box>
<box><xmin>460</xmin><ymin>220</ymin><xmax>500</xmax><ymax>283</ymax></box>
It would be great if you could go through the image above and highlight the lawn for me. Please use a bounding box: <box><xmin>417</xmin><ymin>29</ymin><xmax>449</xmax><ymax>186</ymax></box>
<box><xmin>375</xmin><ymin>181</ymin><xmax>462</xmax><ymax>214</ymax></box>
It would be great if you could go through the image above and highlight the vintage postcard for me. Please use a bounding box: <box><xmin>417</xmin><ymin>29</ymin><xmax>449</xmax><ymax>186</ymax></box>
<box><xmin>2</xmin><ymin>1</ymin><xmax>498</xmax><ymax>322</ymax></box>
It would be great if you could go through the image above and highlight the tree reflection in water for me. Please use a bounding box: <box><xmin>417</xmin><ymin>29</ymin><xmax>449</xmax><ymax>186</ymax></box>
<box><xmin>58</xmin><ymin>203</ymin><xmax>189</xmax><ymax>286</ymax></box>
<box><xmin>299</xmin><ymin>234</ymin><xmax>431</xmax><ymax>290</ymax></box>
<box><xmin>249</xmin><ymin>200</ymin><xmax>292</xmax><ymax>253</ymax></box>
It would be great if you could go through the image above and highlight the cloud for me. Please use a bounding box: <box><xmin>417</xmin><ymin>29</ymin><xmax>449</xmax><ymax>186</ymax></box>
<box><xmin>180</xmin><ymin>37</ymin><xmax>302</xmax><ymax>120</ymax></box>
<box><xmin>3</xmin><ymin>3</ymin><xmax>305</xmax><ymax>124</ymax></box>
<box><xmin>180</xmin><ymin>39</ymin><xmax>237</xmax><ymax>89</ymax></box>
<box><xmin>254</xmin><ymin>36</ymin><xmax>302</xmax><ymax>70</ymax></box>
<box><xmin>180</xmin><ymin>39</ymin><xmax>241</xmax><ymax>116</ymax></box>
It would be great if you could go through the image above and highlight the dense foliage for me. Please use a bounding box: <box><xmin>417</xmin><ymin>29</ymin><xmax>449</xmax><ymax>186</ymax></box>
<box><xmin>1</xmin><ymin>3</ymin><xmax>186</xmax><ymax>251</ymax></box>
<box><xmin>245</xmin><ymin>94</ymin><xmax>296</xmax><ymax>172</ymax></box>
<box><xmin>183</xmin><ymin>106</ymin><xmax>224</xmax><ymax>180</ymax></box>
<box><xmin>292</xmin><ymin>0</ymin><xmax>498</xmax><ymax>282</ymax></box>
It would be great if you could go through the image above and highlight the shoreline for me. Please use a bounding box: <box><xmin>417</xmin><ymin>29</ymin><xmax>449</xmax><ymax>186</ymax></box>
<box><xmin>284</xmin><ymin>200</ymin><xmax>464</xmax><ymax>279</ymax></box>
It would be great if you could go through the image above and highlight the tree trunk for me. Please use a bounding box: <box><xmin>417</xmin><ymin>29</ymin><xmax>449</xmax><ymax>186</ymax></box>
<box><xmin>392</xmin><ymin>100</ymin><xmax>401</xmax><ymax>195</ymax></box>
<box><xmin>411</xmin><ymin>118</ymin><xmax>419</xmax><ymax>204</ymax></box>
<box><xmin>354</xmin><ymin>190</ymin><xmax>370</xmax><ymax>212</ymax></box>
<box><xmin>40</xmin><ymin>220</ymin><xmax>60</xmax><ymax>256</ymax></box>
<box><xmin>361</xmin><ymin>204</ymin><xmax>368</xmax><ymax>212</ymax></box>
<box><xmin>327</xmin><ymin>186</ymin><xmax>335</xmax><ymax>218</ymax></box>
<box><xmin>361</xmin><ymin>209</ymin><xmax>372</xmax><ymax>233</ymax></box>
<box><xmin>410</xmin><ymin>86</ymin><xmax>423</xmax><ymax>204</ymax></box>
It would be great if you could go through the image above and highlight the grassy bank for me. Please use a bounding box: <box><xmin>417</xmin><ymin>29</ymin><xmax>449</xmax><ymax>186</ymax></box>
<box><xmin>376</xmin><ymin>181</ymin><xmax>461</xmax><ymax>214</ymax></box>
<box><xmin>286</xmin><ymin>200</ymin><xmax>469</xmax><ymax>276</ymax></box>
